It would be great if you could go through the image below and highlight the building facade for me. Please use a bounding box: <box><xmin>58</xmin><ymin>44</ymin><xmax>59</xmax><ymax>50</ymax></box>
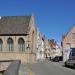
<box><xmin>48</xmin><ymin>39</ymin><xmax>56</xmax><ymax>59</ymax></box>
<box><xmin>62</xmin><ymin>24</ymin><xmax>75</xmax><ymax>62</ymax></box>
<box><xmin>36</xmin><ymin>29</ymin><xmax>42</xmax><ymax>60</ymax></box>
<box><xmin>44</xmin><ymin>39</ymin><xmax>51</xmax><ymax>60</ymax></box>
<box><xmin>0</xmin><ymin>15</ymin><xmax>37</xmax><ymax>63</ymax></box>
<box><xmin>36</xmin><ymin>29</ymin><xmax>45</xmax><ymax>60</ymax></box>
<box><xmin>55</xmin><ymin>44</ymin><xmax>62</xmax><ymax>57</ymax></box>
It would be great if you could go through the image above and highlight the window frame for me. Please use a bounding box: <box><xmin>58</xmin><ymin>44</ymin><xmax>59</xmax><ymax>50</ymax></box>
<box><xmin>18</xmin><ymin>38</ymin><xmax>25</xmax><ymax>52</ymax></box>
<box><xmin>0</xmin><ymin>39</ymin><xmax>3</xmax><ymax>51</ymax></box>
<box><xmin>72</xmin><ymin>33</ymin><xmax>75</xmax><ymax>39</ymax></box>
<box><xmin>7</xmin><ymin>38</ymin><xmax>14</xmax><ymax>52</ymax></box>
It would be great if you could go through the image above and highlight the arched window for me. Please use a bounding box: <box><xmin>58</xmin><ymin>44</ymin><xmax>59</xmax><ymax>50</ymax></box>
<box><xmin>18</xmin><ymin>38</ymin><xmax>25</xmax><ymax>52</ymax></box>
<box><xmin>0</xmin><ymin>39</ymin><xmax>3</xmax><ymax>51</ymax></box>
<box><xmin>7</xmin><ymin>38</ymin><xmax>13</xmax><ymax>51</ymax></box>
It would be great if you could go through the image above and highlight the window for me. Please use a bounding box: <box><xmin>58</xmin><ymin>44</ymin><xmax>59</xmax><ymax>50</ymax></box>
<box><xmin>66</xmin><ymin>43</ymin><xmax>71</xmax><ymax>49</ymax></box>
<box><xmin>72</xmin><ymin>52</ymin><xmax>75</xmax><ymax>56</ymax></box>
<box><xmin>72</xmin><ymin>33</ymin><xmax>75</xmax><ymax>39</ymax></box>
<box><xmin>0</xmin><ymin>39</ymin><xmax>3</xmax><ymax>51</ymax></box>
<box><xmin>7</xmin><ymin>38</ymin><xmax>13</xmax><ymax>51</ymax></box>
<box><xmin>18</xmin><ymin>38</ymin><xmax>25</xmax><ymax>52</ymax></box>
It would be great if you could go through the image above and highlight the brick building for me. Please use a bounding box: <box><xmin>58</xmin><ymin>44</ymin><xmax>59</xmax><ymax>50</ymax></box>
<box><xmin>62</xmin><ymin>24</ymin><xmax>75</xmax><ymax>62</ymax></box>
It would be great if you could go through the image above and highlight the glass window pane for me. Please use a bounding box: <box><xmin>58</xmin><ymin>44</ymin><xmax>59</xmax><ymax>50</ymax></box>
<box><xmin>7</xmin><ymin>38</ymin><xmax>13</xmax><ymax>51</ymax></box>
<box><xmin>66</xmin><ymin>43</ymin><xmax>71</xmax><ymax>49</ymax></box>
<box><xmin>72</xmin><ymin>33</ymin><xmax>75</xmax><ymax>39</ymax></box>
<box><xmin>18</xmin><ymin>38</ymin><xmax>25</xmax><ymax>52</ymax></box>
<box><xmin>0</xmin><ymin>39</ymin><xmax>3</xmax><ymax>51</ymax></box>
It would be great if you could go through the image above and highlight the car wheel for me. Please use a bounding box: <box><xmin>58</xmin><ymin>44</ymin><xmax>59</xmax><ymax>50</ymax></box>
<box><xmin>73</xmin><ymin>64</ymin><xmax>75</xmax><ymax>69</ymax></box>
<box><xmin>65</xmin><ymin>62</ymin><xmax>67</xmax><ymax>67</ymax></box>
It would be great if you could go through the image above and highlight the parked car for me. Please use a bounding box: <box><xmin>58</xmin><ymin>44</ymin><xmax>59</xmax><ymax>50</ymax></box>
<box><xmin>51</xmin><ymin>56</ymin><xmax>60</xmax><ymax>62</ymax></box>
<box><xmin>65</xmin><ymin>50</ymin><xmax>75</xmax><ymax>68</ymax></box>
<box><xmin>59</xmin><ymin>56</ymin><xmax>63</xmax><ymax>61</ymax></box>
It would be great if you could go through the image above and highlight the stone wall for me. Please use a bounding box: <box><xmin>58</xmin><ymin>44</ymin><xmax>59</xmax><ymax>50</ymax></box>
<box><xmin>0</xmin><ymin>52</ymin><xmax>36</xmax><ymax>63</ymax></box>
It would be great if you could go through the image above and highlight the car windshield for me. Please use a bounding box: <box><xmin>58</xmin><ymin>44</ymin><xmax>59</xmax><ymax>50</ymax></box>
<box><xmin>69</xmin><ymin>52</ymin><xmax>75</xmax><ymax>60</ymax></box>
<box><xmin>72</xmin><ymin>52</ymin><xmax>75</xmax><ymax>56</ymax></box>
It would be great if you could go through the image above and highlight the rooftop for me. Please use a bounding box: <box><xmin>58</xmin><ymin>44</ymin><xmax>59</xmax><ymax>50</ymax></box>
<box><xmin>0</xmin><ymin>16</ymin><xmax>32</xmax><ymax>35</ymax></box>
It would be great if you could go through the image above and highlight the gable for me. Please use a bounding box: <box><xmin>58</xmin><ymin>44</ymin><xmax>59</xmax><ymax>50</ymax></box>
<box><xmin>63</xmin><ymin>24</ymin><xmax>75</xmax><ymax>42</ymax></box>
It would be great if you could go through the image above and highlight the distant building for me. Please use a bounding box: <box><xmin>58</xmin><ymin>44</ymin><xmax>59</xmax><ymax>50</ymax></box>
<box><xmin>0</xmin><ymin>15</ymin><xmax>37</xmax><ymax>63</ymax></box>
<box><xmin>55</xmin><ymin>44</ymin><xmax>62</xmax><ymax>57</ymax></box>
<box><xmin>49</xmin><ymin>39</ymin><xmax>62</xmax><ymax>59</ymax></box>
<box><xmin>41</xmin><ymin>35</ymin><xmax>46</xmax><ymax>60</ymax></box>
<box><xmin>45</xmin><ymin>39</ymin><xmax>51</xmax><ymax>59</ymax></box>
<box><xmin>62</xmin><ymin>24</ymin><xmax>75</xmax><ymax>62</ymax></box>
<box><xmin>36</xmin><ymin>29</ymin><xmax>42</xmax><ymax>60</ymax></box>
<box><xmin>36</xmin><ymin>30</ymin><xmax>45</xmax><ymax>60</ymax></box>
<box><xmin>49</xmin><ymin>39</ymin><xmax>56</xmax><ymax>59</ymax></box>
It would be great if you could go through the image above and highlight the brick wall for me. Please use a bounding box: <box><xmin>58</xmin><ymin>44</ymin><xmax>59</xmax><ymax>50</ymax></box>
<box><xmin>62</xmin><ymin>25</ymin><xmax>75</xmax><ymax>62</ymax></box>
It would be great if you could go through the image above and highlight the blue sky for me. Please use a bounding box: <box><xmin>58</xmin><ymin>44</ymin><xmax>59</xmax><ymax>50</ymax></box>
<box><xmin>0</xmin><ymin>0</ymin><xmax>75</xmax><ymax>43</ymax></box>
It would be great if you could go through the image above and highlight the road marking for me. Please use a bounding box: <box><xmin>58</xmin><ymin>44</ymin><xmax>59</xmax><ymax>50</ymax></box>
<box><xmin>26</xmin><ymin>64</ymin><xmax>34</xmax><ymax>75</ymax></box>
